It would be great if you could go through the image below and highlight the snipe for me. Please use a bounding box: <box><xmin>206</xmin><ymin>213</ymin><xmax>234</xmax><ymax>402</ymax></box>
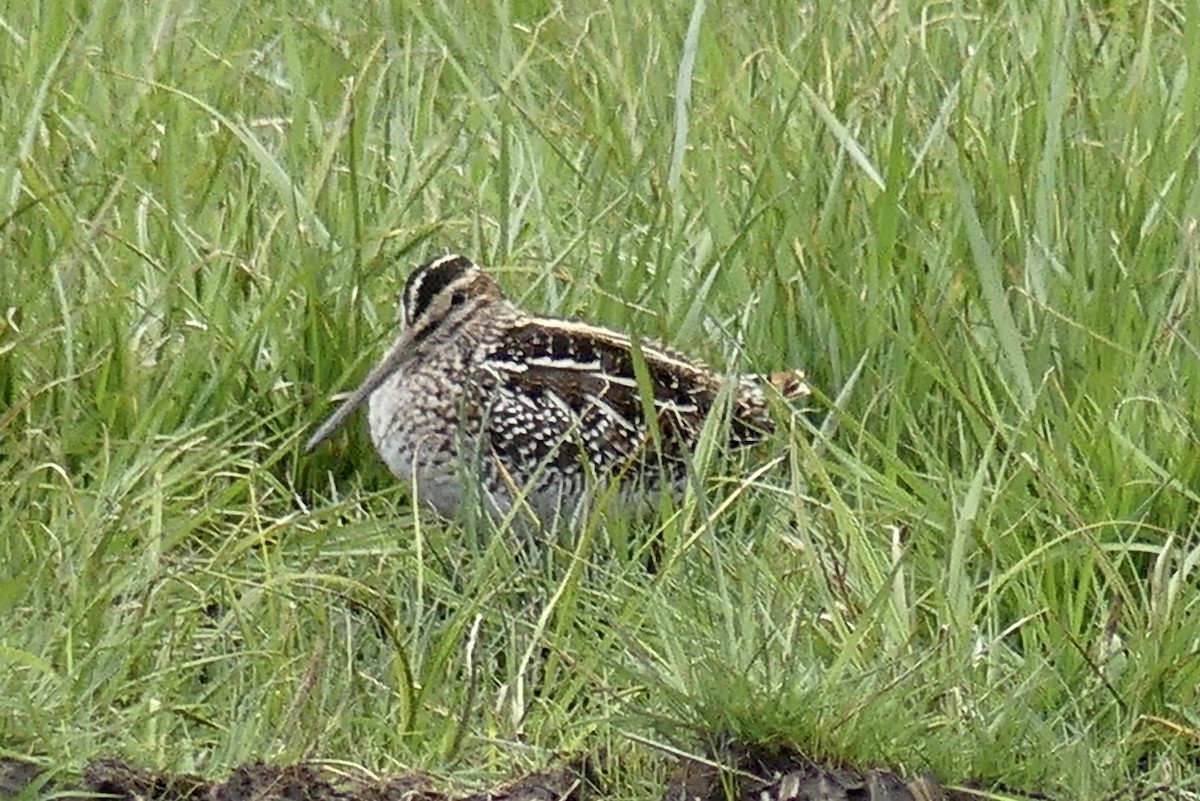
<box><xmin>305</xmin><ymin>255</ymin><xmax>809</xmax><ymax>527</ymax></box>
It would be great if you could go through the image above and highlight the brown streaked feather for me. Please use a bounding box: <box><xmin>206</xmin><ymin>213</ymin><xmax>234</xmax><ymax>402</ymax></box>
<box><xmin>305</xmin><ymin>253</ymin><xmax>812</xmax><ymax>527</ymax></box>
<box><xmin>766</xmin><ymin>370</ymin><xmax>812</xmax><ymax>400</ymax></box>
<box><xmin>474</xmin><ymin>315</ymin><xmax>777</xmax><ymax>478</ymax></box>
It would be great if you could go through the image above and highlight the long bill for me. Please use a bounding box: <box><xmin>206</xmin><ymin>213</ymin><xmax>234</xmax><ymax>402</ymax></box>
<box><xmin>302</xmin><ymin>330</ymin><xmax>416</xmax><ymax>453</ymax></box>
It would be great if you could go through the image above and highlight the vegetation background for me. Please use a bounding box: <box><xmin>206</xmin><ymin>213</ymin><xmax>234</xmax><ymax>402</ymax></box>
<box><xmin>2</xmin><ymin>0</ymin><xmax>1199</xmax><ymax>798</ymax></box>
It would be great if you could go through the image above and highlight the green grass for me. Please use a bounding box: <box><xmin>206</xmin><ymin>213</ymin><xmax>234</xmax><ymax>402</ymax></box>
<box><xmin>3</xmin><ymin>0</ymin><xmax>1200</xmax><ymax>797</ymax></box>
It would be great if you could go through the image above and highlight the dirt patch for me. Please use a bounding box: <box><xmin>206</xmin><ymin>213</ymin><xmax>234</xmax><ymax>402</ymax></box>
<box><xmin>0</xmin><ymin>758</ymin><xmax>591</xmax><ymax>801</ymax></box>
<box><xmin>1</xmin><ymin>749</ymin><xmax>1187</xmax><ymax>801</ymax></box>
<box><xmin>667</xmin><ymin>750</ymin><xmax>976</xmax><ymax>801</ymax></box>
<box><xmin>665</xmin><ymin>745</ymin><xmax>1198</xmax><ymax>801</ymax></box>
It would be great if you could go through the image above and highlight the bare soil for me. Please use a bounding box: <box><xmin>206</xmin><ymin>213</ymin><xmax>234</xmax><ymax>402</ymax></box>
<box><xmin>0</xmin><ymin>758</ymin><xmax>588</xmax><ymax>801</ymax></box>
<box><xmin>0</xmin><ymin>747</ymin><xmax>1184</xmax><ymax>801</ymax></box>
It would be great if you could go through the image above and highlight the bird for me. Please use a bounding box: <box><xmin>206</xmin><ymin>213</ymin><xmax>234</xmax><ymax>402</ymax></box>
<box><xmin>303</xmin><ymin>254</ymin><xmax>810</xmax><ymax>528</ymax></box>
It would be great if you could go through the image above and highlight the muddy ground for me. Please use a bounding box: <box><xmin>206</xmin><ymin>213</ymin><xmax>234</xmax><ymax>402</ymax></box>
<box><xmin>2</xmin><ymin>746</ymin><xmax>1187</xmax><ymax>801</ymax></box>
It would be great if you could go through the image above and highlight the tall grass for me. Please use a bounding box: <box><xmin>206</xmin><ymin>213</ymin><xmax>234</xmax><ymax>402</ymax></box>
<box><xmin>2</xmin><ymin>1</ymin><xmax>1199</xmax><ymax>797</ymax></box>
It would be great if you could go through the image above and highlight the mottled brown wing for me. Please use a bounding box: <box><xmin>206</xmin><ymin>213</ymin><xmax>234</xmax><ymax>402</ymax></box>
<box><xmin>476</xmin><ymin>320</ymin><xmax>722</xmax><ymax>477</ymax></box>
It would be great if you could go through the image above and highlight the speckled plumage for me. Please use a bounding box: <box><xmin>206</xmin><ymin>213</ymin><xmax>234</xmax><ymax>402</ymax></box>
<box><xmin>304</xmin><ymin>255</ymin><xmax>809</xmax><ymax>527</ymax></box>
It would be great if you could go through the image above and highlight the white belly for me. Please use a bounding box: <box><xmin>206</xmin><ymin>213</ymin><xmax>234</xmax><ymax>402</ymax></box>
<box><xmin>362</xmin><ymin>354</ymin><xmax>656</xmax><ymax>528</ymax></box>
<box><xmin>367</xmin><ymin>367</ymin><xmax>464</xmax><ymax>517</ymax></box>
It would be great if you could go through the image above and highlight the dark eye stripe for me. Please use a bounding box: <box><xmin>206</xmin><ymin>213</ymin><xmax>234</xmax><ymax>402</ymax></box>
<box><xmin>403</xmin><ymin>254</ymin><xmax>475</xmax><ymax>324</ymax></box>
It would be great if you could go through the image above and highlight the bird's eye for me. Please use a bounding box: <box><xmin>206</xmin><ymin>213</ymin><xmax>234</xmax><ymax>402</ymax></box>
<box><xmin>450</xmin><ymin>292</ymin><xmax>467</xmax><ymax>307</ymax></box>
